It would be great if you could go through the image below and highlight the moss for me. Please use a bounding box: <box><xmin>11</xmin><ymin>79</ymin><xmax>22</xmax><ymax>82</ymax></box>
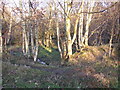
<box><xmin>38</xmin><ymin>46</ymin><xmax>61</xmax><ymax>65</ymax></box>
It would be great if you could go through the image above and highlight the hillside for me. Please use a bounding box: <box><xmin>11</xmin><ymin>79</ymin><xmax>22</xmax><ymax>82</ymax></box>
<box><xmin>2</xmin><ymin>44</ymin><xmax>119</xmax><ymax>88</ymax></box>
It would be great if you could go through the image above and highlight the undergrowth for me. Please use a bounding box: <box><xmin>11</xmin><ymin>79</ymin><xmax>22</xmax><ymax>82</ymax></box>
<box><xmin>2</xmin><ymin>45</ymin><xmax>119</xmax><ymax>88</ymax></box>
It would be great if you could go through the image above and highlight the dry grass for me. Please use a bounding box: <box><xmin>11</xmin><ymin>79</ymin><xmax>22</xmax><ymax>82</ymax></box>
<box><xmin>2</xmin><ymin>44</ymin><xmax>119</xmax><ymax>88</ymax></box>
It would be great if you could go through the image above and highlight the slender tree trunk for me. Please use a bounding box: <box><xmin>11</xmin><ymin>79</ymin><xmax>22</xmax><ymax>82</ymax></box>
<box><xmin>23</xmin><ymin>21</ymin><xmax>29</xmax><ymax>55</ymax></box>
<box><xmin>7</xmin><ymin>12</ymin><xmax>12</xmax><ymax>44</ymax></box>
<box><xmin>26</xmin><ymin>30</ymin><xmax>30</xmax><ymax>57</ymax></box>
<box><xmin>49</xmin><ymin>18</ymin><xmax>52</xmax><ymax>47</ymax></box>
<box><xmin>84</xmin><ymin>1</ymin><xmax>95</xmax><ymax>46</ymax></box>
<box><xmin>66</xmin><ymin>16</ymin><xmax>72</xmax><ymax>59</ymax></box>
<box><xmin>33</xmin><ymin>20</ymin><xmax>39</xmax><ymax>61</ymax></box>
<box><xmin>0</xmin><ymin>22</ymin><xmax>2</xmax><ymax>55</ymax></box>
<box><xmin>30</xmin><ymin>24</ymin><xmax>35</xmax><ymax>55</ymax></box>
<box><xmin>75</xmin><ymin>39</ymin><xmax>78</xmax><ymax>50</ymax></box>
<box><xmin>65</xmin><ymin>0</ymin><xmax>76</xmax><ymax>61</ymax></box>
<box><xmin>78</xmin><ymin>1</ymin><xmax>84</xmax><ymax>48</ymax></box>
<box><xmin>56</xmin><ymin>19</ymin><xmax>62</xmax><ymax>58</ymax></box>
<box><xmin>22</xmin><ymin>22</ymin><xmax>25</xmax><ymax>54</ymax></box>
<box><xmin>44</xmin><ymin>33</ymin><xmax>46</xmax><ymax>46</ymax></box>
<box><xmin>46</xmin><ymin>32</ymin><xmax>49</xmax><ymax>47</ymax></box>
<box><xmin>19</xmin><ymin>0</ymin><xmax>25</xmax><ymax>54</ymax></box>
<box><xmin>29</xmin><ymin>0</ymin><xmax>35</xmax><ymax>57</ymax></box>
<box><xmin>109</xmin><ymin>21</ymin><xmax>115</xmax><ymax>57</ymax></box>
<box><xmin>109</xmin><ymin>34</ymin><xmax>113</xmax><ymax>57</ymax></box>
<box><xmin>71</xmin><ymin>18</ymin><xmax>79</xmax><ymax>45</ymax></box>
<box><xmin>63</xmin><ymin>41</ymin><xmax>67</xmax><ymax>59</ymax></box>
<box><xmin>49</xmin><ymin>34</ymin><xmax>52</xmax><ymax>47</ymax></box>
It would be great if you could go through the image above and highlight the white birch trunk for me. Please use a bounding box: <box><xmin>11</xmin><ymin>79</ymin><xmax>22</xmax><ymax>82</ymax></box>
<box><xmin>71</xmin><ymin>18</ymin><xmax>79</xmax><ymax>45</ymax></box>
<box><xmin>56</xmin><ymin>20</ymin><xmax>63</xmax><ymax>58</ymax></box>
<box><xmin>109</xmin><ymin>21</ymin><xmax>115</xmax><ymax>57</ymax></box>
<box><xmin>0</xmin><ymin>22</ymin><xmax>2</xmax><ymax>55</ymax></box>
<box><xmin>46</xmin><ymin>32</ymin><xmax>49</xmax><ymax>47</ymax></box>
<box><xmin>19</xmin><ymin>0</ymin><xmax>25</xmax><ymax>54</ymax></box>
<box><xmin>78</xmin><ymin>1</ymin><xmax>84</xmax><ymax>48</ymax></box>
<box><xmin>30</xmin><ymin>25</ymin><xmax>35</xmax><ymax>55</ymax></box>
<box><xmin>22</xmin><ymin>22</ymin><xmax>25</xmax><ymax>54</ymax></box>
<box><xmin>65</xmin><ymin>0</ymin><xmax>73</xmax><ymax>60</ymax></box>
<box><xmin>7</xmin><ymin>12</ymin><xmax>12</xmax><ymax>44</ymax></box>
<box><xmin>66</xmin><ymin>16</ymin><xmax>72</xmax><ymax>59</ymax></box>
<box><xmin>84</xmin><ymin>1</ymin><xmax>95</xmax><ymax>46</ymax></box>
<box><xmin>23</xmin><ymin>21</ymin><xmax>29</xmax><ymax>55</ymax></box>
<box><xmin>33</xmin><ymin>21</ymin><xmax>39</xmax><ymax>61</ymax></box>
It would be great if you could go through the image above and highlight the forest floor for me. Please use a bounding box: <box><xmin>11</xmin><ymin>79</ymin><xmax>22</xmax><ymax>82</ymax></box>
<box><xmin>2</xmin><ymin>44</ymin><xmax>119</xmax><ymax>88</ymax></box>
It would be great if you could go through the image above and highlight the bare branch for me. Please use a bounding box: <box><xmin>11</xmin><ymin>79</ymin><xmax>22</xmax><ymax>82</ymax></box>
<box><xmin>78</xmin><ymin>2</ymin><xmax>118</xmax><ymax>15</ymax></box>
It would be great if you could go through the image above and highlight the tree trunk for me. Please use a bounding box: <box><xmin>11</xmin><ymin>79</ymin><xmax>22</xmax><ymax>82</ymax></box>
<box><xmin>56</xmin><ymin>19</ymin><xmax>63</xmax><ymax>58</ymax></box>
<box><xmin>22</xmin><ymin>22</ymin><xmax>25</xmax><ymax>54</ymax></box>
<box><xmin>66</xmin><ymin>16</ymin><xmax>72</xmax><ymax>60</ymax></box>
<box><xmin>33</xmin><ymin>21</ymin><xmax>39</xmax><ymax>61</ymax></box>
<box><xmin>30</xmin><ymin>25</ymin><xmax>35</xmax><ymax>55</ymax></box>
<box><xmin>0</xmin><ymin>22</ymin><xmax>2</xmax><ymax>55</ymax></box>
<box><xmin>7</xmin><ymin>12</ymin><xmax>12</xmax><ymax>44</ymax></box>
<box><xmin>109</xmin><ymin>20</ymin><xmax>115</xmax><ymax>57</ymax></box>
<box><xmin>46</xmin><ymin>32</ymin><xmax>50</xmax><ymax>47</ymax></box>
<box><xmin>23</xmin><ymin>21</ymin><xmax>29</xmax><ymax>56</ymax></box>
<box><xmin>84</xmin><ymin>1</ymin><xmax>95</xmax><ymax>46</ymax></box>
<box><xmin>78</xmin><ymin>1</ymin><xmax>84</xmax><ymax>48</ymax></box>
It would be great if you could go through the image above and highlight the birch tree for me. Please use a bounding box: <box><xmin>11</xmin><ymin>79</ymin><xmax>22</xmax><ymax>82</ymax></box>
<box><xmin>58</xmin><ymin>0</ymin><xmax>84</xmax><ymax>61</ymax></box>
<box><xmin>64</xmin><ymin>0</ymin><xmax>86</xmax><ymax>61</ymax></box>
<box><xmin>64</xmin><ymin>0</ymin><xmax>73</xmax><ymax>60</ymax></box>
<box><xmin>78</xmin><ymin>1</ymin><xmax>84</xmax><ymax>49</ymax></box>
<box><xmin>84</xmin><ymin>1</ymin><xmax>95</xmax><ymax>46</ymax></box>
<box><xmin>28</xmin><ymin>0</ymin><xmax>39</xmax><ymax>61</ymax></box>
<box><xmin>33</xmin><ymin>18</ymin><xmax>39</xmax><ymax>61</ymax></box>
<box><xmin>55</xmin><ymin>3</ymin><xmax>63</xmax><ymax>59</ymax></box>
<box><xmin>7</xmin><ymin>10</ymin><xmax>12</xmax><ymax>44</ymax></box>
<box><xmin>0</xmin><ymin>19</ymin><xmax>2</xmax><ymax>55</ymax></box>
<box><xmin>20</xmin><ymin>0</ymin><xmax>30</xmax><ymax>56</ymax></box>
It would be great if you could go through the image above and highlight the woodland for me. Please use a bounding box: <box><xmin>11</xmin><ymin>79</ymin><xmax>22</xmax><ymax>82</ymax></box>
<box><xmin>0</xmin><ymin>0</ymin><xmax>120</xmax><ymax>88</ymax></box>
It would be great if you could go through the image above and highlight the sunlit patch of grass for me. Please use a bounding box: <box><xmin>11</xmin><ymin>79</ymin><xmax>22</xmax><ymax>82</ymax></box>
<box><xmin>38</xmin><ymin>46</ymin><xmax>61</xmax><ymax>65</ymax></box>
<box><xmin>41</xmin><ymin>45</ymin><xmax>52</xmax><ymax>52</ymax></box>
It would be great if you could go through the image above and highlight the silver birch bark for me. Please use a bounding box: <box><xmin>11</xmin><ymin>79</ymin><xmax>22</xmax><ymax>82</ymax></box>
<box><xmin>0</xmin><ymin>20</ymin><xmax>2</xmax><ymax>55</ymax></box>
<box><xmin>109</xmin><ymin>20</ymin><xmax>115</xmax><ymax>57</ymax></box>
<box><xmin>20</xmin><ymin>0</ymin><xmax>30</xmax><ymax>56</ymax></box>
<box><xmin>7</xmin><ymin>11</ymin><xmax>12</xmax><ymax>44</ymax></box>
<box><xmin>65</xmin><ymin>1</ymin><xmax>73</xmax><ymax>60</ymax></box>
<box><xmin>19</xmin><ymin>0</ymin><xmax>25</xmax><ymax>54</ymax></box>
<box><xmin>33</xmin><ymin>20</ymin><xmax>39</xmax><ymax>61</ymax></box>
<box><xmin>84</xmin><ymin>1</ymin><xmax>95</xmax><ymax>46</ymax></box>
<box><xmin>29</xmin><ymin>0</ymin><xmax>35</xmax><ymax>55</ymax></box>
<box><xmin>23</xmin><ymin>21</ymin><xmax>29</xmax><ymax>55</ymax></box>
<box><xmin>66</xmin><ymin>15</ymin><xmax>72</xmax><ymax>59</ymax></box>
<box><xmin>30</xmin><ymin>24</ymin><xmax>35</xmax><ymax>55</ymax></box>
<box><xmin>22</xmin><ymin>23</ymin><xmax>25</xmax><ymax>54</ymax></box>
<box><xmin>78</xmin><ymin>1</ymin><xmax>84</xmax><ymax>48</ymax></box>
<box><xmin>66</xmin><ymin>0</ymin><xmax>84</xmax><ymax>60</ymax></box>
<box><xmin>56</xmin><ymin>18</ymin><xmax>63</xmax><ymax>59</ymax></box>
